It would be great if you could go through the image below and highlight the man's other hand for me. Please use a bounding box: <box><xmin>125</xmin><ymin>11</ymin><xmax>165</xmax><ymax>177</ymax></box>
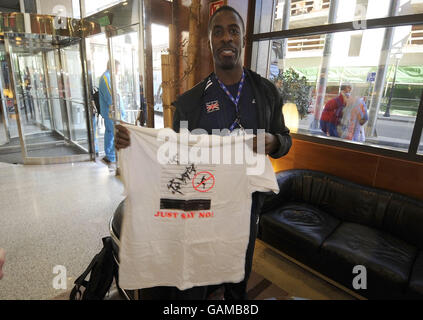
<box><xmin>253</xmin><ymin>133</ymin><xmax>280</xmax><ymax>155</ymax></box>
<box><xmin>115</xmin><ymin>124</ymin><xmax>131</xmax><ymax>150</ymax></box>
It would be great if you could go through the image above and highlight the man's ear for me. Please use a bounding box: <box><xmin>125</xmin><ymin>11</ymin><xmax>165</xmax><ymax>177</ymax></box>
<box><xmin>243</xmin><ymin>35</ymin><xmax>246</xmax><ymax>48</ymax></box>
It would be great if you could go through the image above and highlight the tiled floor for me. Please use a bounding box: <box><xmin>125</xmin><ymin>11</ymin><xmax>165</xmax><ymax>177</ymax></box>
<box><xmin>0</xmin><ymin>161</ymin><xmax>125</xmax><ymax>299</ymax></box>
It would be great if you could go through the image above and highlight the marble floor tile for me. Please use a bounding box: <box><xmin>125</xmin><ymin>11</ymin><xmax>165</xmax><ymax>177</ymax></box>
<box><xmin>0</xmin><ymin>160</ymin><xmax>125</xmax><ymax>300</ymax></box>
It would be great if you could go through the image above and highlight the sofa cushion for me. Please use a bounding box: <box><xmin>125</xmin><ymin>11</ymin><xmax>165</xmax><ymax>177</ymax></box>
<box><xmin>408</xmin><ymin>251</ymin><xmax>423</xmax><ymax>298</ymax></box>
<box><xmin>321</xmin><ymin>222</ymin><xmax>418</xmax><ymax>299</ymax></box>
<box><xmin>259</xmin><ymin>202</ymin><xmax>341</xmax><ymax>267</ymax></box>
<box><xmin>382</xmin><ymin>196</ymin><xmax>423</xmax><ymax>249</ymax></box>
<box><xmin>266</xmin><ymin>170</ymin><xmax>423</xmax><ymax>249</ymax></box>
<box><xmin>281</xmin><ymin>170</ymin><xmax>389</xmax><ymax>228</ymax></box>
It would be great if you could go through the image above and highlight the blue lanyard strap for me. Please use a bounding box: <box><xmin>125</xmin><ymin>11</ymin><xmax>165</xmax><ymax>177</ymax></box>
<box><xmin>215</xmin><ymin>71</ymin><xmax>246</xmax><ymax>132</ymax></box>
<box><xmin>216</xmin><ymin>71</ymin><xmax>246</xmax><ymax>114</ymax></box>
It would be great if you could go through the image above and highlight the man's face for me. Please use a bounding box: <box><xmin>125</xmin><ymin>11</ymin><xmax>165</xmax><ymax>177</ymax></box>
<box><xmin>209</xmin><ymin>10</ymin><xmax>245</xmax><ymax>71</ymax></box>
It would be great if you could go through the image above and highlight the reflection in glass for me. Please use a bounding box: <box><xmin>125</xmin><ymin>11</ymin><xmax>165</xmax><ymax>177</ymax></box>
<box><xmin>419</xmin><ymin>131</ymin><xmax>423</xmax><ymax>155</ymax></box>
<box><xmin>0</xmin><ymin>50</ymin><xmax>20</xmax><ymax>145</ymax></box>
<box><xmin>152</xmin><ymin>24</ymin><xmax>170</xmax><ymax>129</ymax></box>
<box><xmin>36</xmin><ymin>0</ymin><xmax>81</xmax><ymax>18</ymax></box>
<box><xmin>252</xmin><ymin>24</ymin><xmax>423</xmax><ymax>152</ymax></box>
<box><xmin>257</xmin><ymin>1</ymin><xmax>423</xmax><ymax>34</ymax></box>
<box><xmin>110</xmin><ymin>27</ymin><xmax>141</xmax><ymax>125</ymax></box>
<box><xmin>61</xmin><ymin>44</ymin><xmax>89</xmax><ymax>146</ymax></box>
<box><xmin>86</xmin><ymin>33</ymin><xmax>109</xmax><ymax>156</ymax></box>
<box><xmin>273</xmin><ymin>0</ymin><xmax>330</xmax><ymax>31</ymax></box>
<box><xmin>82</xmin><ymin>0</ymin><xmax>126</xmax><ymax>17</ymax></box>
<box><xmin>46</xmin><ymin>50</ymin><xmax>65</xmax><ymax>136</ymax></box>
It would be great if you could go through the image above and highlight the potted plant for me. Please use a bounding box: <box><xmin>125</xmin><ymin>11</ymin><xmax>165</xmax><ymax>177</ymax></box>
<box><xmin>273</xmin><ymin>68</ymin><xmax>312</xmax><ymax>120</ymax></box>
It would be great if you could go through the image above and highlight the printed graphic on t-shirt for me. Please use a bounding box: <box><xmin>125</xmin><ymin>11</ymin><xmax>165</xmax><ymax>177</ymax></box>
<box><xmin>160</xmin><ymin>162</ymin><xmax>216</xmax><ymax>212</ymax></box>
<box><xmin>192</xmin><ymin>171</ymin><xmax>215</xmax><ymax>192</ymax></box>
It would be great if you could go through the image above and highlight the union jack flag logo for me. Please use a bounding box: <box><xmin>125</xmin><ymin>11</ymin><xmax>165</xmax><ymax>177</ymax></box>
<box><xmin>206</xmin><ymin>100</ymin><xmax>220</xmax><ymax>113</ymax></box>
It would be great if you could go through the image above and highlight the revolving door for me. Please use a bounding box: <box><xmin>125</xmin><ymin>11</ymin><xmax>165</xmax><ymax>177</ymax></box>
<box><xmin>0</xmin><ymin>31</ymin><xmax>91</xmax><ymax>164</ymax></box>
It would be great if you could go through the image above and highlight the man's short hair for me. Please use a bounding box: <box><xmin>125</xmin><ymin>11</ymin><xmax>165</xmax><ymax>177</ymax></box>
<box><xmin>208</xmin><ymin>5</ymin><xmax>245</xmax><ymax>35</ymax></box>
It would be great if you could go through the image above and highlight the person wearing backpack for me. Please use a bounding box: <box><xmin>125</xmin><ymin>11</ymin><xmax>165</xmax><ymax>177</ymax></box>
<box><xmin>99</xmin><ymin>60</ymin><xmax>125</xmax><ymax>165</ymax></box>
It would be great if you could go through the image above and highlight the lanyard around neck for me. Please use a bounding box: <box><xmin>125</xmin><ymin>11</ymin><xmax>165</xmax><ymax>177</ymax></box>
<box><xmin>215</xmin><ymin>71</ymin><xmax>246</xmax><ymax>114</ymax></box>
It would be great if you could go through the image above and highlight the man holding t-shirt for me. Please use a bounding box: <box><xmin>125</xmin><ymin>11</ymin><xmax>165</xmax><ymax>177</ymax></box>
<box><xmin>116</xmin><ymin>5</ymin><xmax>292</xmax><ymax>300</ymax></box>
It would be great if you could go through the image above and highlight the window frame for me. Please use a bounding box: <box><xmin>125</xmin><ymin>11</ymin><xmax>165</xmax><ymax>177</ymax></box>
<box><xmin>246</xmin><ymin>0</ymin><xmax>423</xmax><ymax>163</ymax></box>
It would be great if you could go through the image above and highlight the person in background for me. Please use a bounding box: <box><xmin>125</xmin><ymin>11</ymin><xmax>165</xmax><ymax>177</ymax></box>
<box><xmin>358</xmin><ymin>97</ymin><xmax>368</xmax><ymax>142</ymax></box>
<box><xmin>91</xmin><ymin>99</ymin><xmax>99</xmax><ymax>155</ymax></box>
<box><xmin>23</xmin><ymin>67</ymin><xmax>34</xmax><ymax>120</ymax></box>
<box><xmin>136</xmin><ymin>74</ymin><xmax>147</xmax><ymax>126</ymax></box>
<box><xmin>99</xmin><ymin>60</ymin><xmax>125</xmax><ymax>164</ymax></box>
<box><xmin>341</xmin><ymin>95</ymin><xmax>368</xmax><ymax>142</ymax></box>
<box><xmin>320</xmin><ymin>84</ymin><xmax>352</xmax><ymax>137</ymax></box>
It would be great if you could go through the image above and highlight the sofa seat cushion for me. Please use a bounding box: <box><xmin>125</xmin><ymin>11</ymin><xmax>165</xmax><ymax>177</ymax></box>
<box><xmin>408</xmin><ymin>251</ymin><xmax>423</xmax><ymax>298</ymax></box>
<box><xmin>259</xmin><ymin>202</ymin><xmax>341</xmax><ymax>267</ymax></box>
<box><xmin>321</xmin><ymin>222</ymin><xmax>417</xmax><ymax>299</ymax></box>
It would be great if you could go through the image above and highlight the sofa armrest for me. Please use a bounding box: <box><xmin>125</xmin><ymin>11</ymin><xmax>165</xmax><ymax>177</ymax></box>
<box><xmin>261</xmin><ymin>170</ymin><xmax>295</xmax><ymax>214</ymax></box>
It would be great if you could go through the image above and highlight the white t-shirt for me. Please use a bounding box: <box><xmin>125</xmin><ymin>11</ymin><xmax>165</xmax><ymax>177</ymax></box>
<box><xmin>118</xmin><ymin>125</ymin><xmax>279</xmax><ymax>290</ymax></box>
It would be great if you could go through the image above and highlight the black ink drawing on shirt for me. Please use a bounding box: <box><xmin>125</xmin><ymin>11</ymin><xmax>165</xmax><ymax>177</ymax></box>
<box><xmin>167</xmin><ymin>164</ymin><xmax>197</xmax><ymax>195</ymax></box>
<box><xmin>200</xmin><ymin>176</ymin><xmax>207</xmax><ymax>189</ymax></box>
<box><xmin>167</xmin><ymin>178</ymin><xmax>183</xmax><ymax>195</ymax></box>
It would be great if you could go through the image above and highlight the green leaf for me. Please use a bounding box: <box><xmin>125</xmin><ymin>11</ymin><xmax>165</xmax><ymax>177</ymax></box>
<box><xmin>273</xmin><ymin>68</ymin><xmax>312</xmax><ymax>119</ymax></box>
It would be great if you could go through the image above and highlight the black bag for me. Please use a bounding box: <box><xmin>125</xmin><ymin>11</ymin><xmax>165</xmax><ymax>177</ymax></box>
<box><xmin>92</xmin><ymin>87</ymin><xmax>101</xmax><ymax>115</ymax></box>
<box><xmin>70</xmin><ymin>237</ymin><xmax>118</xmax><ymax>300</ymax></box>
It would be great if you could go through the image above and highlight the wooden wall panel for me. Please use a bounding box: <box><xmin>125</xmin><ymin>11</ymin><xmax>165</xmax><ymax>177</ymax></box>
<box><xmin>271</xmin><ymin>138</ymin><xmax>423</xmax><ymax>201</ymax></box>
<box><xmin>199</xmin><ymin>0</ymin><xmax>214</xmax><ymax>84</ymax></box>
<box><xmin>374</xmin><ymin>157</ymin><xmax>423</xmax><ymax>200</ymax></box>
<box><xmin>151</xmin><ymin>0</ymin><xmax>172</xmax><ymax>25</ymax></box>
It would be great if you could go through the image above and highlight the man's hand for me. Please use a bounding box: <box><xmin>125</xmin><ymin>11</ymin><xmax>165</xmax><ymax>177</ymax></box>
<box><xmin>252</xmin><ymin>133</ymin><xmax>280</xmax><ymax>155</ymax></box>
<box><xmin>115</xmin><ymin>124</ymin><xmax>131</xmax><ymax>150</ymax></box>
<box><xmin>0</xmin><ymin>248</ymin><xmax>5</xmax><ymax>280</ymax></box>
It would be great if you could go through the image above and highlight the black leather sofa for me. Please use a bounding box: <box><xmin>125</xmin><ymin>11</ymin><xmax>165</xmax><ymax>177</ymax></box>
<box><xmin>258</xmin><ymin>169</ymin><xmax>423</xmax><ymax>300</ymax></box>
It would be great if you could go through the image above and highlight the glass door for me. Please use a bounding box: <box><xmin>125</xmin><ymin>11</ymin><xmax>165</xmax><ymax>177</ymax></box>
<box><xmin>46</xmin><ymin>49</ymin><xmax>67</xmax><ymax>138</ymax></box>
<box><xmin>85</xmin><ymin>32</ymin><xmax>109</xmax><ymax>158</ymax></box>
<box><xmin>61</xmin><ymin>43</ymin><xmax>90</xmax><ymax>151</ymax></box>
<box><xmin>0</xmin><ymin>49</ymin><xmax>19</xmax><ymax>148</ymax></box>
<box><xmin>109</xmin><ymin>25</ymin><xmax>141</xmax><ymax>125</ymax></box>
<box><xmin>0</xmin><ymin>33</ymin><xmax>91</xmax><ymax>164</ymax></box>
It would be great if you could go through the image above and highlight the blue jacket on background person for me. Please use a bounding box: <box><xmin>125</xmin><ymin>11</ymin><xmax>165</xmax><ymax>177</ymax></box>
<box><xmin>99</xmin><ymin>69</ymin><xmax>126</xmax><ymax>163</ymax></box>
